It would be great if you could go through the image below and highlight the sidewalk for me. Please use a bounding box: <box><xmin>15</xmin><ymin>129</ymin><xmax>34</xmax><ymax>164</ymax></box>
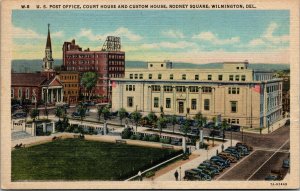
<box><xmin>154</xmin><ymin>139</ymin><xmax>239</xmax><ymax>181</ymax></box>
<box><xmin>243</xmin><ymin>117</ymin><xmax>288</xmax><ymax>135</ymax></box>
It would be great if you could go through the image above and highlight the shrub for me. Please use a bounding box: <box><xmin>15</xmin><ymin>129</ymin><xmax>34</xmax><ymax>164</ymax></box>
<box><xmin>121</xmin><ymin>127</ymin><xmax>133</xmax><ymax>139</ymax></box>
<box><xmin>142</xmin><ymin>135</ymin><xmax>150</xmax><ymax>141</ymax></box>
<box><xmin>160</xmin><ymin>138</ymin><xmax>171</xmax><ymax>144</ymax></box>
<box><xmin>149</xmin><ymin>134</ymin><xmax>160</xmax><ymax>142</ymax></box>
<box><xmin>136</xmin><ymin>133</ymin><xmax>144</xmax><ymax>140</ymax></box>
<box><xmin>145</xmin><ymin>171</ymin><xmax>155</xmax><ymax>178</ymax></box>
<box><xmin>130</xmin><ymin>134</ymin><xmax>137</xmax><ymax>140</ymax></box>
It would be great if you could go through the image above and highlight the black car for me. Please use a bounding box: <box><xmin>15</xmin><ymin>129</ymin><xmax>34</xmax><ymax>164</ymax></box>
<box><xmin>12</xmin><ymin>112</ymin><xmax>27</xmax><ymax>119</ymax></box>
<box><xmin>209</xmin><ymin>130</ymin><xmax>224</xmax><ymax>138</ymax></box>
<box><xmin>190</xmin><ymin>128</ymin><xmax>200</xmax><ymax>135</ymax></box>
<box><xmin>72</xmin><ymin>112</ymin><xmax>81</xmax><ymax>119</ymax></box>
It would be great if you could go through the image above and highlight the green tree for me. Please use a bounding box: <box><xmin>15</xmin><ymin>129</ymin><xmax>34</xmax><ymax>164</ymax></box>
<box><xmin>131</xmin><ymin>111</ymin><xmax>142</xmax><ymax>132</ymax></box>
<box><xmin>80</xmin><ymin>72</ymin><xmax>99</xmax><ymax>101</ymax></box>
<box><xmin>102</xmin><ymin>107</ymin><xmax>110</xmax><ymax>122</ymax></box>
<box><xmin>55</xmin><ymin>107</ymin><xmax>63</xmax><ymax>121</ymax></box>
<box><xmin>78</xmin><ymin>105</ymin><xmax>86</xmax><ymax>124</ymax></box>
<box><xmin>180</xmin><ymin>119</ymin><xmax>192</xmax><ymax>137</ymax></box>
<box><xmin>169</xmin><ymin>115</ymin><xmax>178</xmax><ymax>133</ymax></box>
<box><xmin>97</xmin><ymin>106</ymin><xmax>104</xmax><ymax>122</ymax></box>
<box><xmin>157</xmin><ymin>117</ymin><xmax>168</xmax><ymax>136</ymax></box>
<box><xmin>30</xmin><ymin>109</ymin><xmax>39</xmax><ymax>135</ymax></box>
<box><xmin>221</xmin><ymin>119</ymin><xmax>229</xmax><ymax>141</ymax></box>
<box><xmin>147</xmin><ymin>112</ymin><xmax>158</xmax><ymax>128</ymax></box>
<box><xmin>118</xmin><ymin>108</ymin><xmax>127</xmax><ymax>125</ymax></box>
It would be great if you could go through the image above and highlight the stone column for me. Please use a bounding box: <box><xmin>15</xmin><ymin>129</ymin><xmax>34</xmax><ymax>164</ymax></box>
<box><xmin>182</xmin><ymin>136</ymin><xmax>186</xmax><ymax>153</ymax></box>
<box><xmin>60</xmin><ymin>88</ymin><xmax>63</xmax><ymax>103</ymax></box>
<box><xmin>56</xmin><ymin>89</ymin><xmax>59</xmax><ymax>103</ymax></box>
<box><xmin>52</xmin><ymin>122</ymin><xmax>55</xmax><ymax>133</ymax></box>
<box><xmin>103</xmin><ymin>122</ymin><xmax>107</xmax><ymax>135</ymax></box>
<box><xmin>46</xmin><ymin>88</ymin><xmax>49</xmax><ymax>103</ymax></box>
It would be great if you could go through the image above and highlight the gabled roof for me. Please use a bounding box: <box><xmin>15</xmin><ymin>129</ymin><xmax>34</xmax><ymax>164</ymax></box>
<box><xmin>41</xmin><ymin>76</ymin><xmax>63</xmax><ymax>87</ymax></box>
<box><xmin>12</xmin><ymin>73</ymin><xmax>47</xmax><ymax>86</ymax></box>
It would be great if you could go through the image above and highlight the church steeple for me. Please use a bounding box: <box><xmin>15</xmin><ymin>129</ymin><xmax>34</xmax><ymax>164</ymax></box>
<box><xmin>43</xmin><ymin>24</ymin><xmax>54</xmax><ymax>71</ymax></box>
<box><xmin>46</xmin><ymin>23</ymin><xmax>52</xmax><ymax>50</ymax></box>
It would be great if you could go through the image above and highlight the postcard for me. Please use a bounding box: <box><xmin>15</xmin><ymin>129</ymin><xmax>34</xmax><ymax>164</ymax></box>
<box><xmin>1</xmin><ymin>0</ymin><xmax>299</xmax><ymax>189</ymax></box>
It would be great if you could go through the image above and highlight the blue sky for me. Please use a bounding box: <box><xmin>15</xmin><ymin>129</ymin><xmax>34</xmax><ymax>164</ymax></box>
<box><xmin>12</xmin><ymin>10</ymin><xmax>289</xmax><ymax>63</ymax></box>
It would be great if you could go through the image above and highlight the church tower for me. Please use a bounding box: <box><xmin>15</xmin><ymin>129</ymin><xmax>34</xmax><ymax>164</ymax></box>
<box><xmin>42</xmin><ymin>24</ymin><xmax>54</xmax><ymax>71</ymax></box>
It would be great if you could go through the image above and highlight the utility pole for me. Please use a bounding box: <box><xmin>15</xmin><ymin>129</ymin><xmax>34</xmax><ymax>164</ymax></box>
<box><xmin>230</xmin><ymin>123</ymin><xmax>232</xmax><ymax>147</ymax></box>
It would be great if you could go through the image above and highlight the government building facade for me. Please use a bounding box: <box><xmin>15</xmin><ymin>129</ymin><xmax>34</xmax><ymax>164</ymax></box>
<box><xmin>111</xmin><ymin>61</ymin><xmax>283</xmax><ymax>128</ymax></box>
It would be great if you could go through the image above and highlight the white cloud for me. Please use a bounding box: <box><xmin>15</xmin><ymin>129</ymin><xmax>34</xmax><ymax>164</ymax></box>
<box><xmin>12</xmin><ymin>26</ymin><xmax>44</xmax><ymax>39</ymax></box>
<box><xmin>161</xmin><ymin>30</ymin><xmax>185</xmax><ymax>38</ymax></box>
<box><xmin>246</xmin><ymin>22</ymin><xmax>289</xmax><ymax>48</ymax></box>
<box><xmin>140</xmin><ymin>41</ymin><xmax>197</xmax><ymax>49</ymax></box>
<box><xmin>192</xmin><ymin>31</ymin><xmax>240</xmax><ymax>45</ymax></box>
<box><xmin>263</xmin><ymin>22</ymin><xmax>289</xmax><ymax>44</ymax></box>
<box><xmin>248</xmin><ymin>39</ymin><xmax>265</xmax><ymax>47</ymax></box>
<box><xmin>77</xmin><ymin>27</ymin><xmax>142</xmax><ymax>42</ymax></box>
<box><xmin>12</xmin><ymin>25</ymin><xmax>64</xmax><ymax>39</ymax></box>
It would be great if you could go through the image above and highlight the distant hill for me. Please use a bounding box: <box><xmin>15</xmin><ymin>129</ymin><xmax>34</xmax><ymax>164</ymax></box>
<box><xmin>12</xmin><ymin>59</ymin><xmax>289</xmax><ymax>73</ymax></box>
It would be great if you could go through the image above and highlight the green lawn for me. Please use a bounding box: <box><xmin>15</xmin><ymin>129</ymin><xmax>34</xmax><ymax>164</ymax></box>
<box><xmin>12</xmin><ymin>138</ymin><xmax>180</xmax><ymax>181</ymax></box>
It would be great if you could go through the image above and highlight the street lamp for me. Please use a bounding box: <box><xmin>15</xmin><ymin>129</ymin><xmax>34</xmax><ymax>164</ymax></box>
<box><xmin>241</xmin><ymin>126</ymin><xmax>244</xmax><ymax>143</ymax></box>
<box><xmin>230</xmin><ymin>123</ymin><xmax>233</xmax><ymax>147</ymax></box>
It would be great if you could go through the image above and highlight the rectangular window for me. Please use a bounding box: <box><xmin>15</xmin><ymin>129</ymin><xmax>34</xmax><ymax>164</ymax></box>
<box><xmin>176</xmin><ymin>86</ymin><xmax>186</xmax><ymax>92</ymax></box>
<box><xmin>134</xmin><ymin>74</ymin><xmax>138</xmax><ymax>79</ymax></box>
<box><xmin>129</xmin><ymin>74</ymin><xmax>133</xmax><ymax>79</ymax></box>
<box><xmin>127</xmin><ymin>97</ymin><xmax>133</xmax><ymax>107</ymax></box>
<box><xmin>241</xmin><ymin>75</ymin><xmax>246</xmax><ymax>81</ymax></box>
<box><xmin>182</xmin><ymin>74</ymin><xmax>186</xmax><ymax>80</ymax></box>
<box><xmin>202</xmin><ymin>87</ymin><xmax>212</xmax><ymax>93</ymax></box>
<box><xmin>149</xmin><ymin>74</ymin><xmax>152</xmax><ymax>79</ymax></box>
<box><xmin>191</xmin><ymin>99</ymin><xmax>197</xmax><ymax>110</ymax></box>
<box><xmin>235</xmin><ymin>75</ymin><xmax>240</xmax><ymax>81</ymax></box>
<box><xmin>231</xmin><ymin>101</ymin><xmax>237</xmax><ymax>113</ymax></box>
<box><xmin>218</xmin><ymin>75</ymin><xmax>223</xmax><ymax>81</ymax></box>
<box><xmin>158</xmin><ymin>74</ymin><xmax>162</xmax><ymax>79</ymax></box>
<box><xmin>11</xmin><ymin>89</ymin><xmax>14</xmax><ymax>98</ymax></box>
<box><xmin>154</xmin><ymin>97</ymin><xmax>159</xmax><ymax>108</ymax></box>
<box><xmin>152</xmin><ymin>85</ymin><xmax>161</xmax><ymax>92</ymax></box>
<box><xmin>166</xmin><ymin>98</ymin><xmax>171</xmax><ymax>108</ymax></box>
<box><xmin>204</xmin><ymin>99</ymin><xmax>210</xmax><ymax>111</ymax></box>
<box><xmin>189</xmin><ymin>86</ymin><xmax>199</xmax><ymax>92</ymax></box>
<box><xmin>195</xmin><ymin>75</ymin><xmax>199</xmax><ymax>80</ymax></box>
<box><xmin>164</xmin><ymin>86</ymin><xmax>173</xmax><ymax>92</ymax></box>
<box><xmin>170</xmin><ymin>74</ymin><xmax>173</xmax><ymax>80</ymax></box>
<box><xmin>139</xmin><ymin>74</ymin><xmax>143</xmax><ymax>79</ymax></box>
<box><xmin>229</xmin><ymin>75</ymin><xmax>234</xmax><ymax>81</ymax></box>
<box><xmin>228</xmin><ymin>87</ymin><xmax>240</xmax><ymax>94</ymax></box>
<box><xmin>208</xmin><ymin>75</ymin><xmax>212</xmax><ymax>80</ymax></box>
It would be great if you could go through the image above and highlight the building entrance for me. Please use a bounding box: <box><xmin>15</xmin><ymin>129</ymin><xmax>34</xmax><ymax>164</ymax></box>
<box><xmin>179</xmin><ymin>101</ymin><xmax>184</xmax><ymax>113</ymax></box>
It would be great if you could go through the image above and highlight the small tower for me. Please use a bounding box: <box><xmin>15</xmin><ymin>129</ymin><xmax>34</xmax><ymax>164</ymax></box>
<box><xmin>42</xmin><ymin>24</ymin><xmax>54</xmax><ymax>71</ymax></box>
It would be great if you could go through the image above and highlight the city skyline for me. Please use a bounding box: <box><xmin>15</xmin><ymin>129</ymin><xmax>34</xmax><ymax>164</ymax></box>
<box><xmin>12</xmin><ymin>10</ymin><xmax>289</xmax><ymax>64</ymax></box>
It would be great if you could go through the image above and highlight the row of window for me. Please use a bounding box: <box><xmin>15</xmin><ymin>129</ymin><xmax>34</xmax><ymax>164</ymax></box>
<box><xmin>108</xmin><ymin>61</ymin><xmax>125</xmax><ymax>65</ymax></box>
<box><xmin>64</xmin><ymin>90</ymin><xmax>78</xmax><ymax>95</ymax></box>
<box><xmin>126</xmin><ymin>96</ymin><xmax>238</xmax><ymax>113</ymax></box>
<box><xmin>65</xmin><ymin>54</ymin><xmax>125</xmax><ymax>60</ymax></box>
<box><xmin>267</xmin><ymin>84</ymin><xmax>281</xmax><ymax>93</ymax></box>
<box><xmin>11</xmin><ymin>88</ymin><xmax>31</xmax><ymax>99</ymax></box>
<box><xmin>64</xmin><ymin>83</ymin><xmax>78</xmax><ymax>88</ymax></box>
<box><xmin>60</xmin><ymin>75</ymin><xmax>78</xmax><ymax>81</ymax></box>
<box><xmin>151</xmin><ymin>85</ymin><xmax>213</xmax><ymax>93</ymax></box>
<box><xmin>228</xmin><ymin>87</ymin><xmax>240</xmax><ymax>94</ymax></box>
<box><xmin>126</xmin><ymin>85</ymin><xmax>136</xmax><ymax>91</ymax></box>
<box><xmin>108</xmin><ymin>67</ymin><xmax>124</xmax><ymax>72</ymax></box>
<box><xmin>129</xmin><ymin>73</ymin><xmax>247</xmax><ymax>81</ymax></box>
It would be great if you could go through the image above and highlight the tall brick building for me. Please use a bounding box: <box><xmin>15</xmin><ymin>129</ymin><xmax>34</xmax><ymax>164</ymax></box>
<box><xmin>62</xmin><ymin>37</ymin><xmax>125</xmax><ymax>102</ymax></box>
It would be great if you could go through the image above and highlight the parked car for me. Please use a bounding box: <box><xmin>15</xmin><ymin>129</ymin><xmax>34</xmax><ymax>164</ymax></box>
<box><xmin>224</xmin><ymin>150</ymin><xmax>240</xmax><ymax>160</ymax></box>
<box><xmin>265</xmin><ymin>175</ymin><xmax>278</xmax><ymax>181</ymax></box>
<box><xmin>210</xmin><ymin>158</ymin><xmax>229</xmax><ymax>168</ymax></box>
<box><xmin>204</xmin><ymin>122</ymin><xmax>215</xmax><ymax>129</ymax></box>
<box><xmin>282</xmin><ymin>159</ymin><xmax>290</xmax><ymax>168</ymax></box>
<box><xmin>236</xmin><ymin>142</ymin><xmax>253</xmax><ymax>151</ymax></box>
<box><xmin>72</xmin><ymin>112</ymin><xmax>81</xmax><ymax>119</ymax></box>
<box><xmin>190</xmin><ymin>128</ymin><xmax>200</xmax><ymax>135</ymax></box>
<box><xmin>236</xmin><ymin>145</ymin><xmax>251</xmax><ymax>156</ymax></box>
<box><xmin>210</xmin><ymin>156</ymin><xmax>231</xmax><ymax>166</ymax></box>
<box><xmin>12</xmin><ymin>112</ymin><xmax>27</xmax><ymax>119</ymax></box>
<box><xmin>218</xmin><ymin>152</ymin><xmax>237</xmax><ymax>163</ymax></box>
<box><xmin>209</xmin><ymin>130</ymin><xmax>224</xmax><ymax>138</ymax></box>
<box><xmin>184</xmin><ymin>170</ymin><xmax>202</xmax><ymax>180</ymax></box>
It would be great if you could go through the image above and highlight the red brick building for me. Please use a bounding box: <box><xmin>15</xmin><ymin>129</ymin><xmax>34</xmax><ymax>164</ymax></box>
<box><xmin>62</xmin><ymin>38</ymin><xmax>125</xmax><ymax>102</ymax></box>
<box><xmin>11</xmin><ymin>24</ymin><xmax>63</xmax><ymax>106</ymax></box>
